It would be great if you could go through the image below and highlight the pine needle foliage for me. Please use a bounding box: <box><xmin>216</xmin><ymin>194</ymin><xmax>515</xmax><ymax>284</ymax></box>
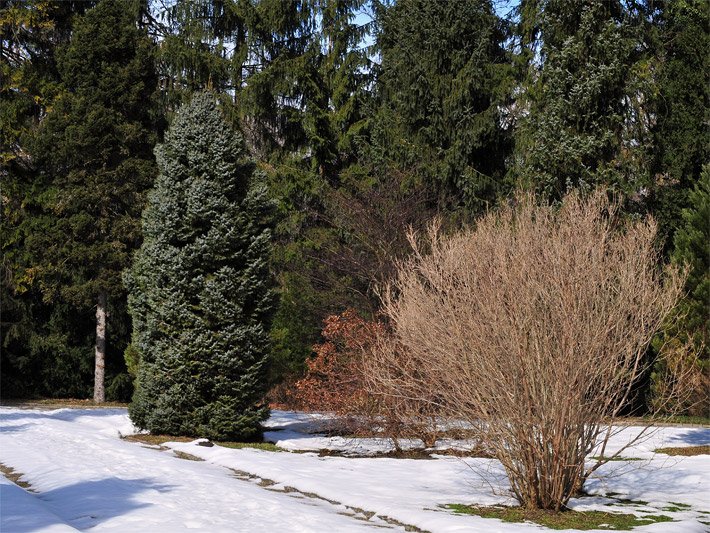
<box><xmin>516</xmin><ymin>1</ymin><xmax>639</xmax><ymax>199</ymax></box>
<box><xmin>374</xmin><ymin>0</ymin><xmax>512</xmax><ymax>212</ymax></box>
<box><xmin>17</xmin><ymin>0</ymin><xmax>158</xmax><ymax>401</ymax></box>
<box><xmin>127</xmin><ymin>92</ymin><xmax>276</xmax><ymax>441</ymax></box>
<box><xmin>652</xmin><ymin>166</ymin><xmax>710</xmax><ymax>416</ymax></box>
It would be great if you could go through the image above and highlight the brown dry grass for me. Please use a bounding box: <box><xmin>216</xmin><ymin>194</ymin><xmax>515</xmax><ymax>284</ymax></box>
<box><xmin>122</xmin><ymin>434</ymin><xmax>194</xmax><ymax>446</ymax></box>
<box><xmin>0</xmin><ymin>463</ymin><xmax>35</xmax><ymax>492</ymax></box>
<box><xmin>655</xmin><ymin>445</ymin><xmax>710</xmax><ymax>456</ymax></box>
<box><xmin>121</xmin><ymin>433</ymin><xmax>283</xmax><ymax>453</ymax></box>
<box><xmin>0</xmin><ymin>398</ymin><xmax>128</xmax><ymax>409</ymax></box>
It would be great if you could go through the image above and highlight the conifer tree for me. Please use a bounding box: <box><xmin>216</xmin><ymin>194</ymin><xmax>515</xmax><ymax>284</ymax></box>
<box><xmin>373</xmin><ymin>0</ymin><xmax>512</xmax><ymax>212</ymax></box>
<box><xmin>1</xmin><ymin>1</ymin><xmax>102</xmax><ymax>400</ymax></box>
<box><xmin>516</xmin><ymin>0</ymin><xmax>639</xmax><ymax>199</ymax></box>
<box><xmin>240</xmin><ymin>0</ymin><xmax>373</xmax><ymax>383</ymax></box>
<box><xmin>24</xmin><ymin>0</ymin><xmax>159</xmax><ymax>402</ymax></box>
<box><xmin>145</xmin><ymin>0</ymin><xmax>248</xmax><ymax>112</ymax></box>
<box><xmin>648</xmin><ymin>0</ymin><xmax>709</xmax><ymax>246</ymax></box>
<box><xmin>650</xmin><ymin>166</ymin><xmax>710</xmax><ymax>416</ymax></box>
<box><xmin>648</xmin><ymin>2</ymin><xmax>710</xmax><ymax>416</ymax></box>
<box><xmin>127</xmin><ymin>92</ymin><xmax>275</xmax><ymax>441</ymax></box>
<box><xmin>672</xmin><ymin>167</ymin><xmax>710</xmax><ymax>351</ymax></box>
<box><xmin>663</xmin><ymin>166</ymin><xmax>710</xmax><ymax>414</ymax></box>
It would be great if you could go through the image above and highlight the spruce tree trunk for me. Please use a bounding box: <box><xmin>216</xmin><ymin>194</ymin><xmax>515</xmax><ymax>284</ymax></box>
<box><xmin>94</xmin><ymin>293</ymin><xmax>107</xmax><ymax>403</ymax></box>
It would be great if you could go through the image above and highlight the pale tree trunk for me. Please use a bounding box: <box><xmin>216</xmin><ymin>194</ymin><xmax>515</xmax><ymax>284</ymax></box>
<box><xmin>94</xmin><ymin>292</ymin><xmax>107</xmax><ymax>403</ymax></box>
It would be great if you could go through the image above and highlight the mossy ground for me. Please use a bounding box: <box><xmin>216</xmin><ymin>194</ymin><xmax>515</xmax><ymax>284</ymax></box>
<box><xmin>445</xmin><ymin>504</ymin><xmax>674</xmax><ymax>530</ymax></box>
<box><xmin>655</xmin><ymin>445</ymin><xmax>710</xmax><ymax>456</ymax></box>
<box><xmin>122</xmin><ymin>433</ymin><xmax>283</xmax><ymax>452</ymax></box>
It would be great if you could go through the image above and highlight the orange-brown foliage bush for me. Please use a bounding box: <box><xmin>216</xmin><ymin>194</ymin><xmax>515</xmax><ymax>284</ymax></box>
<box><xmin>293</xmin><ymin>309</ymin><xmax>382</xmax><ymax>417</ymax></box>
<box><xmin>291</xmin><ymin>310</ymin><xmax>443</xmax><ymax>448</ymax></box>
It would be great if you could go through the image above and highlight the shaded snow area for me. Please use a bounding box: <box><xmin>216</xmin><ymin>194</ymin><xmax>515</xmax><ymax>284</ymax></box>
<box><xmin>0</xmin><ymin>408</ymin><xmax>708</xmax><ymax>532</ymax></box>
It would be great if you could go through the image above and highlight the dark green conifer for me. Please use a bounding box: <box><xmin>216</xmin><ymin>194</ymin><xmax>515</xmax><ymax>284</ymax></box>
<box><xmin>2</xmin><ymin>2</ymin><xmax>98</xmax><ymax>400</ymax></box>
<box><xmin>516</xmin><ymin>0</ymin><xmax>639</xmax><ymax>199</ymax></box>
<box><xmin>23</xmin><ymin>0</ymin><xmax>158</xmax><ymax>402</ymax></box>
<box><xmin>651</xmin><ymin>166</ymin><xmax>710</xmax><ymax>416</ymax></box>
<box><xmin>672</xmin><ymin>167</ymin><xmax>710</xmax><ymax>347</ymax></box>
<box><xmin>127</xmin><ymin>92</ymin><xmax>275</xmax><ymax>441</ymax></box>
<box><xmin>648</xmin><ymin>0</ymin><xmax>709</xmax><ymax>247</ymax></box>
<box><xmin>373</xmin><ymin>0</ymin><xmax>512</xmax><ymax>212</ymax></box>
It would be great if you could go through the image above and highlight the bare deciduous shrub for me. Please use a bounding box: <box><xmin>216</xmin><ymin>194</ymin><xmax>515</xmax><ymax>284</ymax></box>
<box><xmin>363</xmin><ymin>335</ymin><xmax>445</xmax><ymax>449</ymax></box>
<box><xmin>373</xmin><ymin>190</ymin><xmax>687</xmax><ymax>511</ymax></box>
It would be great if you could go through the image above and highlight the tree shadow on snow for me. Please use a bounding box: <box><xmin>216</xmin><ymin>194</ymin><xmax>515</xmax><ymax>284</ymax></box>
<box><xmin>667</xmin><ymin>429</ymin><xmax>710</xmax><ymax>446</ymax></box>
<box><xmin>0</xmin><ymin>408</ymin><xmax>127</xmax><ymax>425</ymax></box>
<box><xmin>0</xmin><ymin>423</ymin><xmax>34</xmax><ymax>433</ymax></box>
<box><xmin>35</xmin><ymin>477</ymin><xmax>175</xmax><ymax>531</ymax></box>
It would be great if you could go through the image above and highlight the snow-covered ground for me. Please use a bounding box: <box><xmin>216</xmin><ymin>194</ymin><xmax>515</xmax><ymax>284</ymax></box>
<box><xmin>1</xmin><ymin>407</ymin><xmax>708</xmax><ymax>532</ymax></box>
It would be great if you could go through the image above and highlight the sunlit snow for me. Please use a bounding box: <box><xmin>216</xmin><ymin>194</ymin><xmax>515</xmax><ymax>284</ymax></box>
<box><xmin>1</xmin><ymin>407</ymin><xmax>708</xmax><ymax>532</ymax></box>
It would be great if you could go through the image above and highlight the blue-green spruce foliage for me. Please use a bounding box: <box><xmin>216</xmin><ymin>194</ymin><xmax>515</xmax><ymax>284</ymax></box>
<box><xmin>126</xmin><ymin>92</ymin><xmax>275</xmax><ymax>440</ymax></box>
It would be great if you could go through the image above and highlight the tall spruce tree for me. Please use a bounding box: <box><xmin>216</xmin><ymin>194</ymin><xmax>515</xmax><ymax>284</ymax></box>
<box><xmin>239</xmin><ymin>0</ymin><xmax>374</xmax><ymax>383</ymax></box>
<box><xmin>651</xmin><ymin>165</ymin><xmax>710</xmax><ymax>416</ymax></box>
<box><xmin>666</xmin><ymin>166</ymin><xmax>710</xmax><ymax>414</ymax></box>
<box><xmin>648</xmin><ymin>0</ymin><xmax>709</xmax><ymax>247</ymax></box>
<box><xmin>515</xmin><ymin>0</ymin><xmax>640</xmax><ymax>200</ymax></box>
<box><xmin>648</xmin><ymin>1</ymin><xmax>709</xmax><ymax>416</ymax></box>
<box><xmin>126</xmin><ymin>92</ymin><xmax>275</xmax><ymax>441</ymax></box>
<box><xmin>673</xmin><ymin>166</ymin><xmax>710</xmax><ymax>350</ymax></box>
<box><xmin>372</xmin><ymin>0</ymin><xmax>512</xmax><ymax>212</ymax></box>
<box><xmin>146</xmin><ymin>0</ymin><xmax>249</xmax><ymax>113</ymax></box>
<box><xmin>1</xmin><ymin>1</ymin><xmax>105</xmax><ymax>400</ymax></box>
<box><xmin>24</xmin><ymin>0</ymin><xmax>159</xmax><ymax>402</ymax></box>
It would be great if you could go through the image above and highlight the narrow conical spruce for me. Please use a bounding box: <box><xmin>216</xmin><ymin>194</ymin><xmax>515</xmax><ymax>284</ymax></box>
<box><xmin>126</xmin><ymin>92</ymin><xmax>276</xmax><ymax>441</ymax></box>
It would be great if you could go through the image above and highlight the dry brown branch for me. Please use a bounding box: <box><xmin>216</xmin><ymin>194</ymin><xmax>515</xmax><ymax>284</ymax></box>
<box><xmin>371</xmin><ymin>189</ymin><xmax>687</xmax><ymax>511</ymax></box>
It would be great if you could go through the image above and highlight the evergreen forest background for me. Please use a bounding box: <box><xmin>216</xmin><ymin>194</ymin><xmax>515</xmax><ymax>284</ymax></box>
<box><xmin>1</xmin><ymin>0</ymin><xmax>708</xmax><ymax>416</ymax></box>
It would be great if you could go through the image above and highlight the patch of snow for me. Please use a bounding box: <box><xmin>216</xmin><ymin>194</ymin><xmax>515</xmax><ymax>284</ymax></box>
<box><xmin>0</xmin><ymin>476</ymin><xmax>78</xmax><ymax>532</ymax></box>
<box><xmin>1</xmin><ymin>407</ymin><xmax>709</xmax><ymax>532</ymax></box>
<box><xmin>0</xmin><ymin>408</ymin><xmax>397</xmax><ymax>532</ymax></box>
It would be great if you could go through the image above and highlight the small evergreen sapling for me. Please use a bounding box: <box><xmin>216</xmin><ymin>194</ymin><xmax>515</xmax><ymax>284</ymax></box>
<box><xmin>126</xmin><ymin>92</ymin><xmax>276</xmax><ymax>441</ymax></box>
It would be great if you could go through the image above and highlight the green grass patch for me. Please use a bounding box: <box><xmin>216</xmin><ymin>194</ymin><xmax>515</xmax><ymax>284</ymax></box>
<box><xmin>604</xmin><ymin>499</ymin><xmax>649</xmax><ymax>507</ymax></box>
<box><xmin>662</xmin><ymin>503</ymin><xmax>692</xmax><ymax>512</ymax></box>
<box><xmin>122</xmin><ymin>433</ymin><xmax>283</xmax><ymax>452</ymax></box>
<box><xmin>661</xmin><ymin>503</ymin><xmax>690</xmax><ymax>513</ymax></box>
<box><xmin>621</xmin><ymin>415</ymin><xmax>710</xmax><ymax>426</ymax></box>
<box><xmin>648</xmin><ymin>415</ymin><xmax>710</xmax><ymax>426</ymax></box>
<box><xmin>654</xmin><ymin>445</ymin><xmax>710</xmax><ymax>456</ymax></box>
<box><xmin>445</xmin><ymin>504</ymin><xmax>674</xmax><ymax>530</ymax></box>
<box><xmin>216</xmin><ymin>441</ymin><xmax>283</xmax><ymax>452</ymax></box>
<box><xmin>668</xmin><ymin>502</ymin><xmax>691</xmax><ymax>508</ymax></box>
